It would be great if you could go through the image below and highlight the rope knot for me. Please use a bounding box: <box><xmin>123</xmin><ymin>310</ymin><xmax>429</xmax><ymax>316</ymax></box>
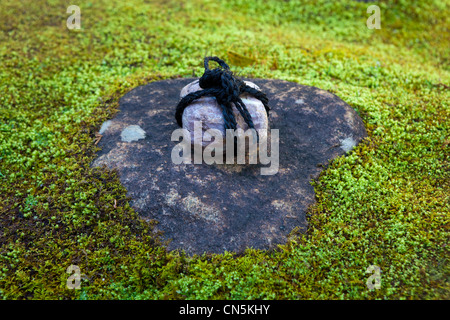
<box><xmin>176</xmin><ymin>56</ymin><xmax>270</xmax><ymax>134</ymax></box>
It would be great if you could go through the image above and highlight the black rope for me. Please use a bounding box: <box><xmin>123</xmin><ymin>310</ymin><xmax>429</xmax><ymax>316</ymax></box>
<box><xmin>175</xmin><ymin>57</ymin><xmax>270</xmax><ymax>135</ymax></box>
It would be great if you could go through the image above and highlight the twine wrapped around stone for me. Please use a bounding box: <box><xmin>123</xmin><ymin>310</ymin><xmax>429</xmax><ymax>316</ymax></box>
<box><xmin>180</xmin><ymin>79</ymin><xmax>270</xmax><ymax>149</ymax></box>
<box><xmin>175</xmin><ymin>57</ymin><xmax>271</xmax><ymax>153</ymax></box>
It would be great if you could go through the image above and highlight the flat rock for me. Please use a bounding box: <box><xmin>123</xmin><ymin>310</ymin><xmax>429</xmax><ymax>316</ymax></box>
<box><xmin>92</xmin><ymin>78</ymin><xmax>367</xmax><ymax>255</ymax></box>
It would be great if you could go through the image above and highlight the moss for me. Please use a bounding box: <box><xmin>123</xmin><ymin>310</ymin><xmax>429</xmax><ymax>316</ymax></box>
<box><xmin>0</xmin><ymin>0</ymin><xmax>448</xmax><ymax>299</ymax></box>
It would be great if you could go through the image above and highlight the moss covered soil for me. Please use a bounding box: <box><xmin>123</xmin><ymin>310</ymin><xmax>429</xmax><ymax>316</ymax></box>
<box><xmin>0</xmin><ymin>0</ymin><xmax>449</xmax><ymax>299</ymax></box>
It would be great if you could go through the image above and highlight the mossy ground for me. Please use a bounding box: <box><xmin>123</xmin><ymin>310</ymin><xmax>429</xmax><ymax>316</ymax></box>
<box><xmin>0</xmin><ymin>0</ymin><xmax>448</xmax><ymax>299</ymax></box>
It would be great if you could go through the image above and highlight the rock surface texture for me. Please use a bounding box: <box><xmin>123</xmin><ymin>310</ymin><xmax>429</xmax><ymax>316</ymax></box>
<box><xmin>92</xmin><ymin>78</ymin><xmax>367</xmax><ymax>255</ymax></box>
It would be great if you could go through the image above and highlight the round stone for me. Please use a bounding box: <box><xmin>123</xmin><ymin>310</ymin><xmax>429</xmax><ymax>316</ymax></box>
<box><xmin>180</xmin><ymin>80</ymin><xmax>269</xmax><ymax>151</ymax></box>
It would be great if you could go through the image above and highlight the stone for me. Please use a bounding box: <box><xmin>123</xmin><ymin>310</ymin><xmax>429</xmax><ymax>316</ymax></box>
<box><xmin>180</xmin><ymin>80</ymin><xmax>269</xmax><ymax>150</ymax></box>
<box><xmin>91</xmin><ymin>78</ymin><xmax>367</xmax><ymax>255</ymax></box>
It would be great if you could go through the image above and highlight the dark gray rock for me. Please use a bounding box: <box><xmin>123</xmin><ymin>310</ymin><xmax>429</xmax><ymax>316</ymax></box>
<box><xmin>92</xmin><ymin>78</ymin><xmax>367</xmax><ymax>255</ymax></box>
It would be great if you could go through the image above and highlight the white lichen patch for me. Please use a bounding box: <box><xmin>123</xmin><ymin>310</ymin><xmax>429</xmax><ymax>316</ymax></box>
<box><xmin>271</xmin><ymin>199</ymin><xmax>296</xmax><ymax>215</ymax></box>
<box><xmin>339</xmin><ymin>136</ymin><xmax>357</xmax><ymax>153</ymax></box>
<box><xmin>181</xmin><ymin>193</ymin><xmax>221</xmax><ymax>223</ymax></box>
<box><xmin>165</xmin><ymin>188</ymin><xmax>181</xmax><ymax>206</ymax></box>
<box><xmin>99</xmin><ymin>120</ymin><xmax>112</xmax><ymax>135</ymax></box>
<box><xmin>120</xmin><ymin>125</ymin><xmax>146</xmax><ymax>142</ymax></box>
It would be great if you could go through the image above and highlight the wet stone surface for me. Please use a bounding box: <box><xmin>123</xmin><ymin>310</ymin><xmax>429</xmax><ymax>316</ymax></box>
<box><xmin>92</xmin><ymin>78</ymin><xmax>367</xmax><ymax>255</ymax></box>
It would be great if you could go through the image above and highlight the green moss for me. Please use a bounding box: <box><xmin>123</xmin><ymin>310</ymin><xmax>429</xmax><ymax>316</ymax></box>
<box><xmin>0</xmin><ymin>0</ymin><xmax>448</xmax><ymax>299</ymax></box>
